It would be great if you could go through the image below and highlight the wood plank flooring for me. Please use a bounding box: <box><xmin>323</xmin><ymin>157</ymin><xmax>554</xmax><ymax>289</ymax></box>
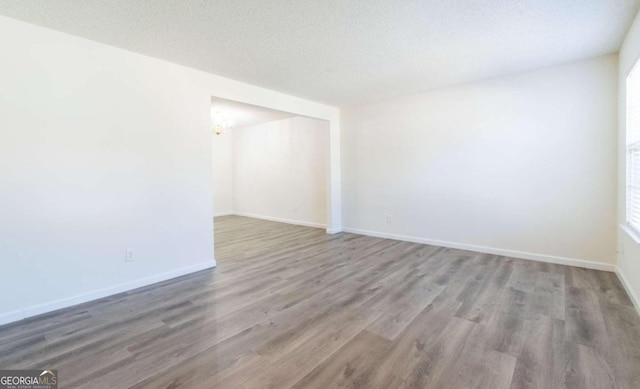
<box><xmin>1</xmin><ymin>215</ymin><xmax>639</xmax><ymax>388</ymax></box>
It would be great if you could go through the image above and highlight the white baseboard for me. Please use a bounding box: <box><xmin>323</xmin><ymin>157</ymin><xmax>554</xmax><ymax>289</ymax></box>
<box><xmin>342</xmin><ymin>227</ymin><xmax>615</xmax><ymax>272</ymax></box>
<box><xmin>0</xmin><ymin>260</ymin><xmax>217</xmax><ymax>327</ymax></box>
<box><xmin>0</xmin><ymin>311</ymin><xmax>23</xmax><ymax>328</ymax></box>
<box><xmin>615</xmin><ymin>266</ymin><xmax>640</xmax><ymax>315</ymax></box>
<box><xmin>233</xmin><ymin>212</ymin><xmax>326</xmax><ymax>229</ymax></box>
<box><xmin>326</xmin><ymin>227</ymin><xmax>343</xmax><ymax>234</ymax></box>
<box><xmin>214</xmin><ymin>211</ymin><xmax>234</xmax><ymax>217</ymax></box>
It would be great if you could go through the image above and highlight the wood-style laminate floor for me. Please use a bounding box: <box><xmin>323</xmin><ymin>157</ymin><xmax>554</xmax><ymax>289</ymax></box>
<box><xmin>1</xmin><ymin>215</ymin><xmax>639</xmax><ymax>388</ymax></box>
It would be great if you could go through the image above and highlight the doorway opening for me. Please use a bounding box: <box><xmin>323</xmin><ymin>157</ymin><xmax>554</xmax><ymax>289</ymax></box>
<box><xmin>210</xmin><ymin>97</ymin><xmax>331</xmax><ymax>266</ymax></box>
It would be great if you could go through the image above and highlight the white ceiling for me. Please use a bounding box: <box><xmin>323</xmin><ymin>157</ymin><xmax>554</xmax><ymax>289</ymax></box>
<box><xmin>0</xmin><ymin>1</ymin><xmax>638</xmax><ymax>106</ymax></box>
<box><xmin>211</xmin><ymin>97</ymin><xmax>295</xmax><ymax>129</ymax></box>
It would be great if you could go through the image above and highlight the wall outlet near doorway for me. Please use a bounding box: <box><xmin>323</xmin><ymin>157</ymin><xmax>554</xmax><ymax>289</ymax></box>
<box><xmin>125</xmin><ymin>248</ymin><xmax>135</xmax><ymax>262</ymax></box>
<box><xmin>386</xmin><ymin>214</ymin><xmax>393</xmax><ymax>224</ymax></box>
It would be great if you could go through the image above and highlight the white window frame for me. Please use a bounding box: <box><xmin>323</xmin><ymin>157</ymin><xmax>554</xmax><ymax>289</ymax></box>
<box><xmin>626</xmin><ymin>56</ymin><xmax>640</xmax><ymax>241</ymax></box>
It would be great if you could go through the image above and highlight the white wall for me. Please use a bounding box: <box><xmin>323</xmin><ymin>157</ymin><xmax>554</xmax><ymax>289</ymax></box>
<box><xmin>212</xmin><ymin>132</ymin><xmax>234</xmax><ymax>215</ymax></box>
<box><xmin>618</xmin><ymin>9</ymin><xmax>640</xmax><ymax>310</ymax></box>
<box><xmin>342</xmin><ymin>55</ymin><xmax>618</xmax><ymax>268</ymax></box>
<box><xmin>233</xmin><ymin>116</ymin><xmax>329</xmax><ymax>227</ymax></box>
<box><xmin>0</xmin><ymin>15</ymin><xmax>340</xmax><ymax>325</ymax></box>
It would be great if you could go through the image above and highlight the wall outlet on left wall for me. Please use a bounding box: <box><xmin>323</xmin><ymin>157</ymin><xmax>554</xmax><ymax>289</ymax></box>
<box><xmin>125</xmin><ymin>249</ymin><xmax>135</xmax><ymax>262</ymax></box>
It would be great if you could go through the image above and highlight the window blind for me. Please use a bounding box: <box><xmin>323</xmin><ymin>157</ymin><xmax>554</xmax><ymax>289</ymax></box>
<box><xmin>627</xmin><ymin>59</ymin><xmax>640</xmax><ymax>236</ymax></box>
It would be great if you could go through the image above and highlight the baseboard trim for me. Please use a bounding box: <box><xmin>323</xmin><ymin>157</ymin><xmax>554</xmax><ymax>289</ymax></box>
<box><xmin>214</xmin><ymin>211</ymin><xmax>234</xmax><ymax>217</ymax></box>
<box><xmin>0</xmin><ymin>260</ymin><xmax>217</xmax><ymax>327</ymax></box>
<box><xmin>615</xmin><ymin>266</ymin><xmax>640</xmax><ymax>315</ymax></box>
<box><xmin>233</xmin><ymin>212</ymin><xmax>326</xmax><ymax>229</ymax></box>
<box><xmin>342</xmin><ymin>227</ymin><xmax>615</xmax><ymax>272</ymax></box>
<box><xmin>326</xmin><ymin>227</ymin><xmax>343</xmax><ymax>234</ymax></box>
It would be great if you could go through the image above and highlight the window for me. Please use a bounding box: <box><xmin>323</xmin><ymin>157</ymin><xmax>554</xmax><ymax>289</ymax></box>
<box><xmin>627</xmin><ymin>58</ymin><xmax>640</xmax><ymax>237</ymax></box>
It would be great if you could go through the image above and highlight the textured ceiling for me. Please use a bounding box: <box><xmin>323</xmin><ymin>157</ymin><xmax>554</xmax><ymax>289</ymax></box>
<box><xmin>0</xmin><ymin>1</ymin><xmax>638</xmax><ymax>106</ymax></box>
<box><xmin>211</xmin><ymin>97</ymin><xmax>295</xmax><ymax>128</ymax></box>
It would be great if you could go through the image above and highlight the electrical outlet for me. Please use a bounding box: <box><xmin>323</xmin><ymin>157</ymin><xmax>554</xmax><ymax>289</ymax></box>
<box><xmin>125</xmin><ymin>249</ymin><xmax>135</xmax><ymax>262</ymax></box>
<box><xmin>386</xmin><ymin>214</ymin><xmax>393</xmax><ymax>224</ymax></box>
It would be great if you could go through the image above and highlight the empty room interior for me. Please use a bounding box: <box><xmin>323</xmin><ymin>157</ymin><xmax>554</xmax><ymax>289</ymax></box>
<box><xmin>2</xmin><ymin>1</ymin><xmax>640</xmax><ymax>388</ymax></box>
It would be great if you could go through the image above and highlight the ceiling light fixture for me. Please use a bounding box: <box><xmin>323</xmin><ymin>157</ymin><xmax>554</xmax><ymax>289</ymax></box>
<box><xmin>211</xmin><ymin>109</ymin><xmax>232</xmax><ymax>136</ymax></box>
